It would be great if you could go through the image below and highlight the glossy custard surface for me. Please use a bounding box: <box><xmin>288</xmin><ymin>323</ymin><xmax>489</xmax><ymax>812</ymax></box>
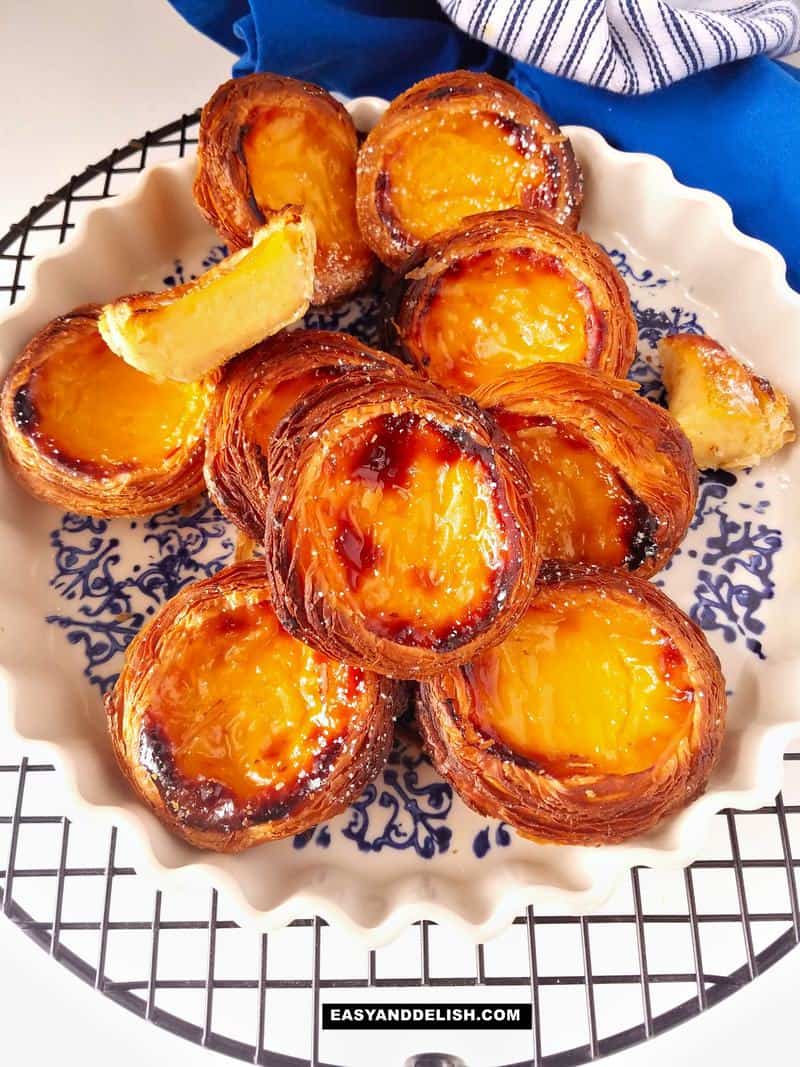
<box><xmin>294</xmin><ymin>411</ymin><xmax>513</xmax><ymax>646</ymax></box>
<box><xmin>417</xmin><ymin>250</ymin><xmax>593</xmax><ymax>393</ymax></box>
<box><xmin>383</xmin><ymin>113</ymin><xmax>543</xmax><ymax>241</ymax></box>
<box><xmin>144</xmin><ymin>592</ymin><xmax>362</xmax><ymax>804</ymax></box>
<box><xmin>468</xmin><ymin>591</ymin><xmax>695</xmax><ymax>777</ymax></box>
<box><xmin>243</xmin><ymin>106</ymin><xmax>363</xmax><ymax>259</ymax></box>
<box><xmin>20</xmin><ymin>326</ymin><xmax>206</xmax><ymax>471</ymax></box>
<box><xmin>499</xmin><ymin>415</ymin><xmax>639</xmax><ymax>567</ymax></box>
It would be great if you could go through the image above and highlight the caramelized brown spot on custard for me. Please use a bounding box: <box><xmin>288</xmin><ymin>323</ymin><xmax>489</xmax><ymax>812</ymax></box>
<box><xmin>139</xmin><ymin>594</ymin><xmax>364</xmax><ymax>825</ymax></box>
<box><xmin>497</xmin><ymin>413</ymin><xmax>657</xmax><ymax>569</ymax></box>
<box><xmin>18</xmin><ymin>326</ymin><xmax>206</xmax><ymax>475</ymax></box>
<box><xmin>466</xmin><ymin>590</ymin><xmax>695</xmax><ymax>778</ymax></box>
<box><xmin>415</xmin><ymin>249</ymin><xmax>601</xmax><ymax>394</ymax></box>
<box><xmin>291</xmin><ymin>411</ymin><xmax>516</xmax><ymax>648</ymax></box>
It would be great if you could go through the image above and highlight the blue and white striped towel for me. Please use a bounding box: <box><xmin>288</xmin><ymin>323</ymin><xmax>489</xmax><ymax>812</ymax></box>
<box><xmin>440</xmin><ymin>0</ymin><xmax>800</xmax><ymax>92</ymax></box>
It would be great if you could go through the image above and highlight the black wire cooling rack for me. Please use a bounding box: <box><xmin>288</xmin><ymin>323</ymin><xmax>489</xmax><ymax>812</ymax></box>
<box><xmin>2</xmin><ymin>113</ymin><xmax>800</xmax><ymax>1067</ymax></box>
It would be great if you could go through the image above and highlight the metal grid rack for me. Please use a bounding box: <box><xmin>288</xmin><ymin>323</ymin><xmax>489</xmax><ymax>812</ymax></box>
<box><xmin>1</xmin><ymin>114</ymin><xmax>799</xmax><ymax>1067</ymax></box>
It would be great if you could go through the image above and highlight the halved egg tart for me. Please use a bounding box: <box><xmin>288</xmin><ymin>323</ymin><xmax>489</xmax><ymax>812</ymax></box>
<box><xmin>266</xmin><ymin>374</ymin><xmax>538</xmax><ymax>678</ymax></box>
<box><xmin>194</xmin><ymin>73</ymin><xmax>375</xmax><ymax>305</ymax></box>
<box><xmin>0</xmin><ymin>305</ymin><xmax>213</xmax><ymax>516</ymax></box>
<box><xmin>418</xmin><ymin>565</ymin><xmax>726</xmax><ymax>845</ymax></box>
<box><xmin>385</xmin><ymin>209</ymin><xmax>636</xmax><ymax>393</ymax></box>
<box><xmin>475</xmin><ymin>364</ymin><xmax>697</xmax><ymax>575</ymax></box>
<box><xmin>357</xmin><ymin>71</ymin><xmax>582</xmax><ymax>270</ymax></box>
<box><xmin>99</xmin><ymin>209</ymin><xmax>315</xmax><ymax>382</ymax></box>
<box><xmin>204</xmin><ymin>329</ymin><xmax>408</xmax><ymax>541</ymax></box>
<box><xmin>106</xmin><ymin>561</ymin><xmax>401</xmax><ymax>851</ymax></box>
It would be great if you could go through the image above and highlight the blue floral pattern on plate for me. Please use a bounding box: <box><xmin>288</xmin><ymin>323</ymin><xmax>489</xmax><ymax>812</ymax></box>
<box><xmin>45</xmin><ymin>243</ymin><xmax>784</xmax><ymax>859</ymax></box>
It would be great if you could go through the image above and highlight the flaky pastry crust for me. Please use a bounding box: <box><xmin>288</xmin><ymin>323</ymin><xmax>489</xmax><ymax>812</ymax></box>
<box><xmin>660</xmin><ymin>332</ymin><xmax>796</xmax><ymax>470</ymax></box>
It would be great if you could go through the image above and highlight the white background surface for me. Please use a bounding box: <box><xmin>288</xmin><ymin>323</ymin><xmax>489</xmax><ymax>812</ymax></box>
<box><xmin>1</xmin><ymin>2</ymin><xmax>799</xmax><ymax>1064</ymax></box>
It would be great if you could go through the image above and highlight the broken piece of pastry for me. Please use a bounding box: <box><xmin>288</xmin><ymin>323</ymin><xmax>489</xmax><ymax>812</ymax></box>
<box><xmin>660</xmin><ymin>332</ymin><xmax>796</xmax><ymax>470</ymax></box>
<box><xmin>99</xmin><ymin>208</ymin><xmax>315</xmax><ymax>382</ymax></box>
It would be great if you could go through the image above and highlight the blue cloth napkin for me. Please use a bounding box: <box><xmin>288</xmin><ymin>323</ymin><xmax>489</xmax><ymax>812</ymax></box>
<box><xmin>169</xmin><ymin>0</ymin><xmax>800</xmax><ymax>291</ymax></box>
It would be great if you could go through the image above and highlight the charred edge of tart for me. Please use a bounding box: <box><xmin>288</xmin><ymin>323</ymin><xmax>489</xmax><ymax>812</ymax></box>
<box><xmin>138</xmin><ymin>714</ymin><xmax>348</xmax><ymax>833</ymax></box>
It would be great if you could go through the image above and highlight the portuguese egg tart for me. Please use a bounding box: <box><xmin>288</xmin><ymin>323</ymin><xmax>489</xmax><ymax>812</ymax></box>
<box><xmin>194</xmin><ymin>74</ymin><xmax>375</xmax><ymax>305</ymax></box>
<box><xmin>385</xmin><ymin>209</ymin><xmax>636</xmax><ymax>392</ymax></box>
<box><xmin>357</xmin><ymin>71</ymin><xmax>582</xmax><ymax>270</ymax></box>
<box><xmin>106</xmin><ymin>560</ymin><xmax>401</xmax><ymax>851</ymax></box>
<box><xmin>418</xmin><ymin>565</ymin><xmax>726</xmax><ymax>845</ymax></box>
<box><xmin>265</xmin><ymin>374</ymin><xmax>539</xmax><ymax>678</ymax></box>
<box><xmin>99</xmin><ymin>208</ymin><xmax>315</xmax><ymax>382</ymax></box>
<box><xmin>0</xmin><ymin>305</ymin><xmax>213</xmax><ymax>516</ymax></box>
<box><xmin>475</xmin><ymin>363</ymin><xmax>697</xmax><ymax>575</ymax></box>
<box><xmin>204</xmin><ymin>329</ymin><xmax>409</xmax><ymax>541</ymax></box>
<box><xmin>660</xmin><ymin>332</ymin><xmax>796</xmax><ymax>470</ymax></box>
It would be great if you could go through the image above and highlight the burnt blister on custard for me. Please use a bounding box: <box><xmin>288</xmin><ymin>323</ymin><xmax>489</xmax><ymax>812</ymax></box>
<box><xmin>106</xmin><ymin>561</ymin><xmax>401</xmax><ymax>851</ymax></box>
<box><xmin>357</xmin><ymin>72</ymin><xmax>583</xmax><ymax>270</ymax></box>
<box><xmin>194</xmin><ymin>73</ymin><xmax>376</xmax><ymax>305</ymax></box>
<box><xmin>0</xmin><ymin>305</ymin><xmax>214</xmax><ymax>516</ymax></box>
<box><xmin>418</xmin><ymin>565</ymin><xmax>727</xmax><ymax>845</ymax></box>
<box><xmin>204</xmin><ymin>330</ymin><xmax>409</xmax><ymax>542</ymax></box>
<box><xmin>475</xmin><ymin>364</ymin><xmax>697</xmax><ymax>577</ymax></box>
<box><xmin>384</xmin><ymin>209</ymin><xmax>636</xmax><ymax>394</ymax></box>
<box><xmin>265</xmin><ymin>374</ymin><xmax>539</xmax><ymax>678</ymax></box>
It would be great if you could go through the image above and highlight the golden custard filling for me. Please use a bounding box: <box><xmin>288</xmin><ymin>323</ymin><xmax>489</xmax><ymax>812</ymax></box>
<box><xmin>242</xmin><ymin>369</ymin><xmax>336</xmax><ymax>455</ymax></box>
<box><xmin>243</xmin><ymin>105</ymin><xmax>363</xmax><ymax>257</ymax></box>
<box><xmin>294</xmin><ymin>411</ymin><xmax>512</xmax><ymax>644</ymax></box>
<box><xmin>143</xmin><ymin>593</ymin><xmax>363</xmax><ymax>804</ymax></box>
<box><xmin>498</xmin><ymin>415</ymin><xmax>642</xmax><ymax>567</ymax></box>
<box><xmin>382</xmin><ymin>112</ymin><xmax>544</xmax><ymax>241</ymax></box>
<box><xmin>468</xmin><ymin>592</ymin><xmax>695</xmax><ymax>777</ymax></box>
<box><xmin>20</xmin><ymin>326</ymin><xmax>207</xmax><ymax>472</ymax></box>
<box><xmin>416</xmin><ymin>250</ymin><xmax>594</xmax><ymax>393</ymax></box>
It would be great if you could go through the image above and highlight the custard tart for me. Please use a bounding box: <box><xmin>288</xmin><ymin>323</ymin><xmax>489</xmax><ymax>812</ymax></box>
<box><xmin>418</xmin><ymin>565</ymin><xmax>726</xmax><ymax>845</ymax></box>
<box><xmin>357</xmin><ymin>71</ymin><xmax>582</xmax><ymax>270</ymax></box>
<box><xmin>194</xmin><ymin>74</ymin><xmax>375</xmax><ymax>305</ymax></box>
<box><xmin>204</xmin><ymin>329</ymin><xmax>408</xmax><ymax>541</ymax></box>
<box><xmin>266</xmin><ymin>374</ymin><xmax>538</xmax><ymax>678</ymax></box>
<box><xmin>106</xmin><ymin>560</ymin><xmax>401</xmax><ymax>851</ymax></box>
<box><xmin>1</xmin><ymin>305</ymin><xmax>213</xmax><ymax>516</ymax></box>
<box><xmin>386</xmin><ymin>209</ymin><xmax>636</xmax><ymax>393</ymax></box>
<box><xmin>476</xmin><ymin>363</ymin><xmax>697</xmax><ymax>575</ymax></box>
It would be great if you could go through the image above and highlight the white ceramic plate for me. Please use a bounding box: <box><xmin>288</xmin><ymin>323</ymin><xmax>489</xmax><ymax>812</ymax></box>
<box><xmin>1</xmin><ymin>97</ymin><xmax>799</xmax><ymax>948</ymax></box>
